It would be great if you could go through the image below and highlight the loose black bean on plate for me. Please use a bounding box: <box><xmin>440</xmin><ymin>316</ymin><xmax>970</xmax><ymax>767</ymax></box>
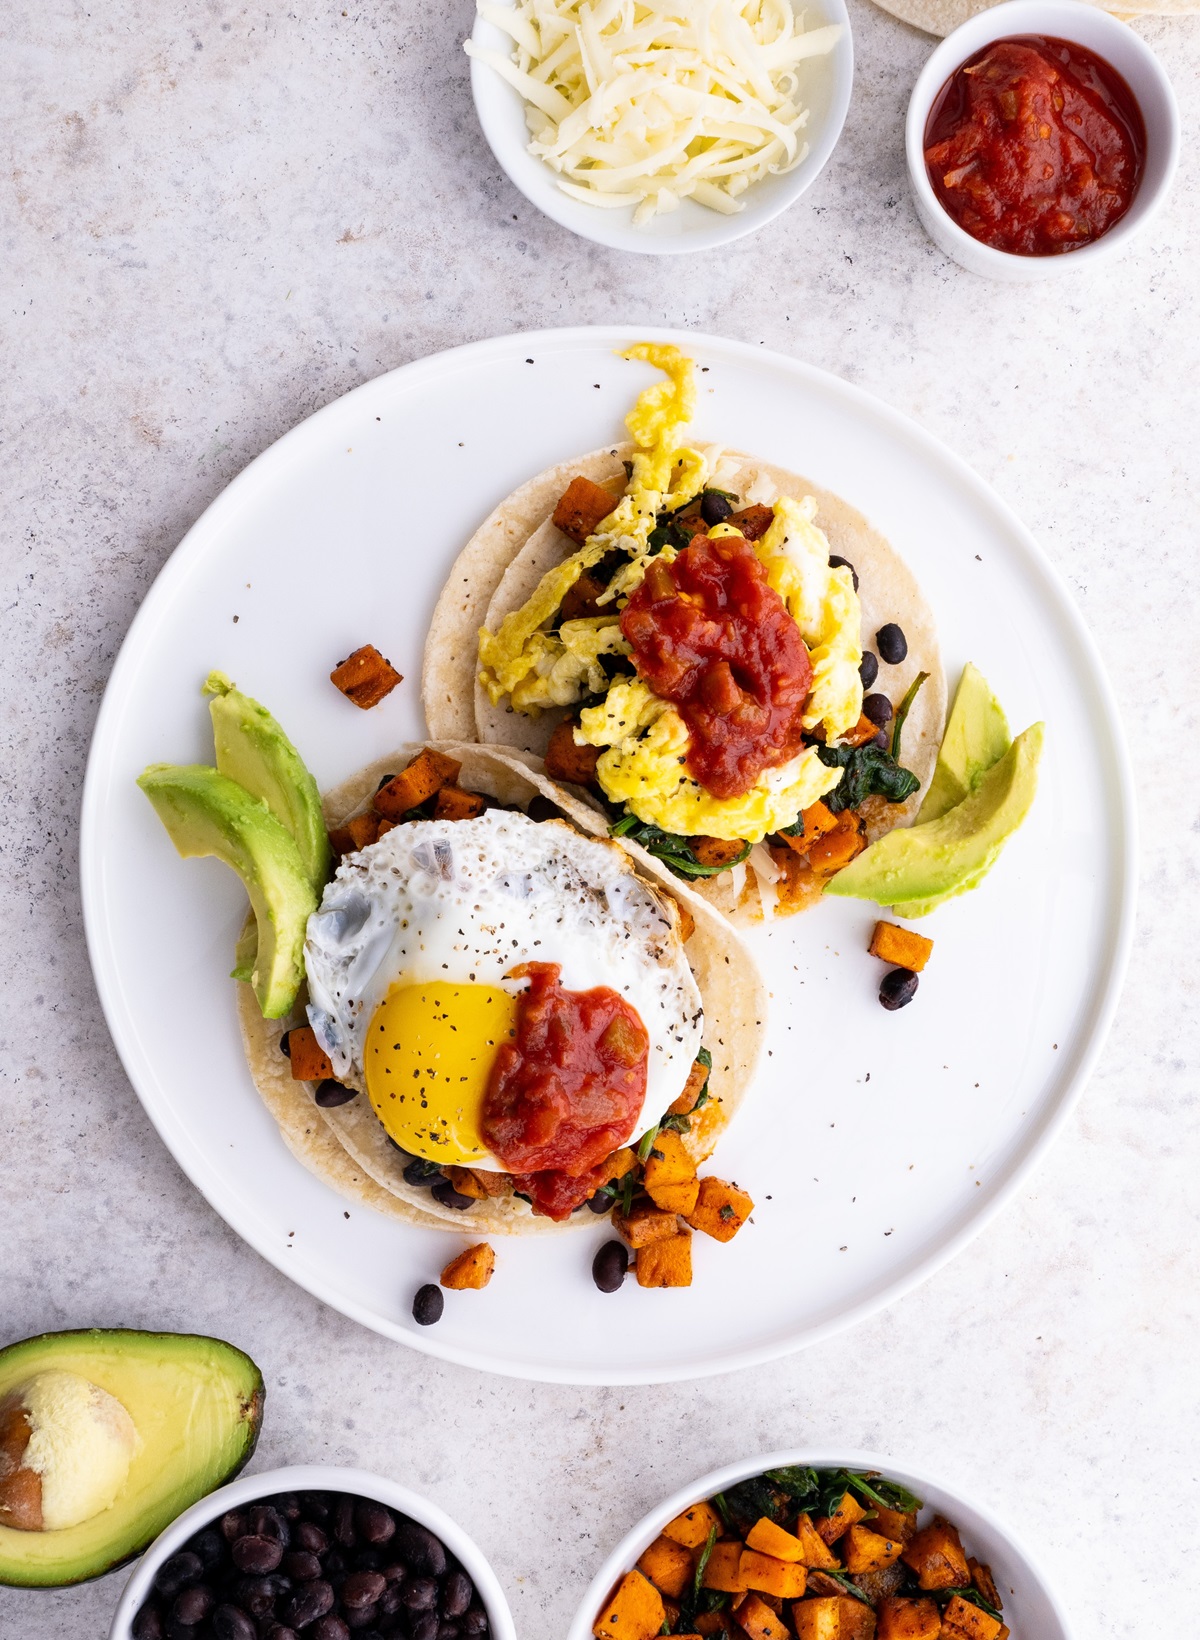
<box><xmin>413</xmin><ymin>1283</ymin><xmax>444</xmax><ymax>1325</ymax></box>
<box><xmin>858</xmin><ymin>651</ymin><xmax>879</xmax><ymax>690</ymax></box>
<box><xmin>592</xmin><ymin>1240</ymin><xmax>629</xmax><ymax>1293</ymax></box>
<box><xmin>862</xmin><ymin>693</ymin><xmax>893</xmax><ymax>726</ymax></box>
<box><xmin>879</xmin><ymin>968</ymin><xmax>919</xmax><ymax>1010</ymax></box>
<box><xmin>828</xmin><ymin>553</ymin><xmax>859</xmax><ymax>590</ymax></box>
<box><xmin>876</xmin><ymin>622</ymin><xmax>908</xmax><ymax>664</ymax></box>
<box><xmin>315</xmin><ymin>1079</ymin><xmax>357</xmax><ymax>1108</ymax></box>
<box><xmin>700</xmin><ymin>490</ymin><xmax>733</xmax><ymax>525</ymax></box>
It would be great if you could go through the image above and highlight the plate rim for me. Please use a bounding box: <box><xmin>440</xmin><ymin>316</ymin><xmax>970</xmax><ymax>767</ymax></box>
<box><xmin>80</xmin><ymin>324</ymin><xmax>1137</xmax><ymax>1384</ymax></box>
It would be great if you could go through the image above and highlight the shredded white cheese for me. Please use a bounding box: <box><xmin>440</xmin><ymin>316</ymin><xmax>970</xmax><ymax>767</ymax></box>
<box><xmin>465</xmin><ymin>0</ymin><xmax>842</xmax><ymax>223</ymax></box>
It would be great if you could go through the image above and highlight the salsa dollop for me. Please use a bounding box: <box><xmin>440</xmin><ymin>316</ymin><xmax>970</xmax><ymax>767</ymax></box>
<box><xmin>620</xmin><ymin>534</ymin><xmax>813</xmax><ymax>801</ymax></box>
<box><xmin>924</xmin><ymin>36</ymin><xmax>1146</xmax><ymax>257</ymax></box>
<box><xmin>481</xmin><ymin>962</ymin><xmax>649</xmax><ymax>1219</ymax></box>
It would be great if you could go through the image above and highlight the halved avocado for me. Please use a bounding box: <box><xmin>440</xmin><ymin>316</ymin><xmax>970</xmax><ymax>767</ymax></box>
<box><xmin>0</xmin><ymin>1329</ymin><xmax>263</xmax><ymax>1587</ymax></box>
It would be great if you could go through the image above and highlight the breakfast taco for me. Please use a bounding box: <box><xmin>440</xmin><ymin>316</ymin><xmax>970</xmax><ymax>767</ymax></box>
<box><xmin>138</xmin><ymin>685</ymin><xmax>765</xmax><ymax>1252</ymax></box>
<box><xmin>423</xmin><ymin>344</ymin><xmax>946</xmax><ymax>921</ymax></box>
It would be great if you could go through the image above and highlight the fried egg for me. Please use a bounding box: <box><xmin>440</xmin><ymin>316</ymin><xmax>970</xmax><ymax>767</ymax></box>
<box><xmin>304</xmin><ymin>810</ymin><xmax>702</xmax><ymax>1170</ymax></box>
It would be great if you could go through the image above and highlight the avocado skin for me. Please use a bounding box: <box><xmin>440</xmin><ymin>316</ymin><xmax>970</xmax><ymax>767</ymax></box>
<box><xmin>205</xmin><ymin>672</ymin><xmax>332</xmax><ymax>893</ymax></box>
<box><xmin>825</xmin><ymin>722</ymin><xmax>1044</xmax><ymax>907</ymax></box>
<box><xmin>138</xmin><ymin>763</ymin><xmax>316</xmax><ymax>1018</ymax></box>
<box><xmin>0</xmin><ymin>1328</ymin><xmax>263</xmax><ymax>1588</ymax></box>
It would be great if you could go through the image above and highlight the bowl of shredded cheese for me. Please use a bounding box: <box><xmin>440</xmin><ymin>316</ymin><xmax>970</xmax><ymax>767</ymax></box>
<box><xmin>465</xmin><ymin>0</ymin><xmax>853</xmax><ymax>253</ymax></box>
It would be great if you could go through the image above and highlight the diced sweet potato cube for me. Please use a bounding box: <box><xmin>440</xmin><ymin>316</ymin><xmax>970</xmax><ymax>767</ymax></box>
<box><xmin>967</xmin><ymin>1560</ymin><xmax>1000</xmax><ymax>1612</ymax></box>
<box><xmin>286</xmin><ymin>1024</ymin><xmax>334</xmax><ymax>1083</ymax></box>
<box><xmin>560</xmin><ymin>569</ymin><xmax>612</xmax><ymax>622</ymax></box>
<box><xmin>685</xmin><ymin>1177</ymin><xmax>753</xmax><ymax>1243</ymax></box>
<box><xmin>594</xmin><ymin>1569</ymin><xmax>665</xmax><ymax>1640</ymax></box>
<box><xmin>442</xmin><ymin>1166</ymin><xmax>491</xmax><ymax>1201</ymax></box>
<box><xmin>794</xmin><ymin>1515</ymin><xmax>840</xmax><ymax>1570</ymax></box>
<box><xmin>330</xmin><ymin>644</ymin><xmax>403</xmax><ymax>709</ymax></box>
<box><xmin>902</xmin><ymin>1519</ymin><xmax>970</xmax><ymax>1591</ymax></box>
<box><xmin>553</xmin><ymin>475</ymin><xmax>619</xmax><ymax>545</ymax></box>
<box><xmin>701</xmin><ymin>1541</ymin><xmax>747</xmax><ymax>1593</ymax></box>
<box><xmin>940</xmin><ymin>1596</ymin><xmax>1001</xmax><ymax>1640</ymax></box>
<box><xmin>839</xmin><ymin>1601</ymin><xmax>877</xmax><ymax>1640</ymax></box>
<box><xmin>869</xmin><ymin>922</ymin><xmax>934</xmax><ymax>973</ymax></box>
<box><xmin>642</xmin><ymin>1131</ymin><xmax>699</xmax><ymax>1215</ymax></box>
<box><xmin>433</xmin><ymin>784</ymin><xmax>487</xmax><ymax>821</ymax></box>
<box><xmin>876</xmin><ymin>1595</ymin><xmax>942</xmax><ymax>1640</ymax></box>
<box><xmin>672</xmin><ymin>897</ymin><xmax>695</xmax><ymax>943</ymax></box>
<box><xmin>328</xmin><ymin>825</ymin><xmax>356</xmax><ymax>855</ymax></box>
<box><xmin>728</xmin><ymin>504</ymin><xmax>775</xmax><ymax>541</ymax></box>
<box><xmin>792</xmin><ymin>1596</ymin><xmax>875</xmax><ymax>1639</ymax></box>
<box><xmin>613</xmin><ymin>1204</ymin><xmax>679</xmax><ymax>1249</ymax></box>
<box><xmin>843</xmin><ymin>1526</ymin><xmax>903</xmax><ymax>1574</ymax></box>
<box><xmin>781</xmin><ymin>800</ymin><xmax>840</xmax><ymax>857</ymax></box>
<box><xmin>807</xmin><ymin>811</ymin><xmax>867</xmax><ymax>877</ymax></box>
<box><xmin>694</xmin><ymin>1617</ymin><xmax>728</xmax><ymax>1638</ymax></box>
<box><xmin>734</xmin><ymin>1594</ymin><xmax>791</xmax><ymax>1640</ymax></box>
<box><xmin>662</xmin><ymin>1499</ymin><xmax>722</xmax><ymax>1550</ymax></box>
<box><xmin>667</xmin><ymin>1055</ymin><xmax>710</xmax><ymax>1118</ymax></box>
<box><xmin>661</xmin><ymin>1599</ymin><xmax>681</xmax><ymax>1632</ymax></box>
<box><xmin>816</xmin><ymin>1493</ymin><xmax>867</xmax><ymax>1545</ymax></box>
<box><xmin>746</xmin><ymin>1518</ymin><xmax>806</xmax><ymax>1564</ymax></box>
<box><xmin>636</xmin><ymin>1535</ymin><xmax>694</xmax><ymax>1599</ymax></box>
<box><xmin>374</xmin><ymin>748</ymin><xmax>462</xmax><ymax>818</ymax></box>
<box><xmin>841</xmin><ymin>714</ymin><xmax>883</xmax><ymax>748</ymax></box>
<box><xmin>738</xmin><ymin>1550</ymin><xmax>807</xmax><ymax>1599</ymax></box>
<box><xmin>852</xmin><ymin>1565</ymin><xmax>906</xmax><ymax>1607</ymax></box>
<box><xmin>996</xmin><ymin>1628</ymin><xmax>1009</xmax><ymax>1640</ymax></box>
<box><xmin>346</xmin><ymin>810</ymin><xmax>380</xmax><ymax>850</ymax></box>
<box><xmin>544</xmin><ymin>718</ymin><xmax>602</xmax><ymax>788</ymax></box>
<box><xmin>375</xmin><ymin>817</ymin><xmax>397</xmax><ymax>837</ymax></box>
<box><xmin>690</xmin><ymin>835</ymin><xmax>749</xmax><ymax>869</ymax></box>
<box><xmin>635</xmin><ymin>1230</ymin><xmax>693</xmax><ymax>1288</ymax></box>
<box><xmin>600</xmin><ymin>1147</ymin><xmax>638</xmax><ymax>1185</ymax></box>
<box><xmin>439</xmin><ymin>1243</ymin><xmax>495</xmax><ymax>1290</ymax></box>
<box><xmin>870</xmin><ymin>1507</ymin><xmax>918</xmax><ymax>1547</ymax></box>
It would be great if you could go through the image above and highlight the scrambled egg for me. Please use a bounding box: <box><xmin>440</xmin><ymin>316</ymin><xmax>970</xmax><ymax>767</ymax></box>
<box><xmin>476</xmin><ymin>344</ymin><xmax>864</xmax><ymax>844</ymax></box>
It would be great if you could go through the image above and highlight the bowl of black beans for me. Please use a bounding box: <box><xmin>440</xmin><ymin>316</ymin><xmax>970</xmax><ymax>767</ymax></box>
<box><xmin>109</xmin><ymin>1465</ymin><xmax>515</xmax><ymax>1640</ymax></box>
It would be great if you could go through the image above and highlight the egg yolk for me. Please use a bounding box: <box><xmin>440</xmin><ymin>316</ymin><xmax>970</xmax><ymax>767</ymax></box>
<box><xmin>364</xmin><ymin>982</ymin><xmax>518</xmax><ymax>1167</ymax></box>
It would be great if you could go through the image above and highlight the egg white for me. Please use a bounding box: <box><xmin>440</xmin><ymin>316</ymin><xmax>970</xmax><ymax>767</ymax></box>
<box><xmin>304</xmin><ymin>810</ymin><xmax>703</xmax><ymax>1168</ymax></box>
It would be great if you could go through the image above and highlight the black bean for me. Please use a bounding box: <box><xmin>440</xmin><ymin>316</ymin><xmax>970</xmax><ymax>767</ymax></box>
<box><xmin>411</xmin><ymin>1615</ymin><xmax>440</xmax><ymax>1640</ymax></box>
<box><xmin>188</xmin><ymin>1528</ymin><xmax>225</xmax><ymax>1571</ymax></box>
<box><xmin>279</xmin><ymin>1030</ymin><xmax>292</xmax><ymax>1058</ymax></box>
<box><xmin>299</xmin><ymin>1492</ymin><xmax>332</xmax><ymax>1522</ymax></box>
<box><xmin>876</xmin><ymin>623</ymin><xmax>907</xmax><ymax>665</ymax></box>
<box><xmin>155</xmin><ymin>1552</ymin><xmax>204</xmax><ymax>1597</ymax></box>
<box><xmin>344</xmin><ymin>1607</ymin><xmax>379</xmax><ymax>1631</ymax></box>
<box><xmin>862</xmin><ymin>692</ymin><xmax>893</xmax><ymax>726</ymax></box>
<box><xmin>295</xmin><ymin>1521</ymin><xmax>329</xmax><ymax>1556</ymax></box>
<box><xmin>441</xmin><ymin>1572</ymin><xmax>473</xmax><ymax>1619</ymax></box>
<box><xmin>858</xmin><ymin>651</ymin><xmax>878</xmax><ymax>690</ymax></box>
<box><xmin>379</xmin><ymin>1583</ymin><xmax>407</xmax><ymax>1617</ymax></box>
<box><xmin>212</xmin><ymin>1607</ymin><xmax>257</xmax><ymax>1640</ymax></box>
<box><xmin>263</xmin><ymin>1628</ymin><xmax>300</xmax><ymax>1640</ymax></box>
<box><xmin>879</xmin><ymin>968</ymin><xmax>918</xmax><ymax>1010</ymax></box>
<box><xmin>285</xmin><ymin>1551</ymin><xmax>323</xmax><ymax>1582</ymax></box>
<box><xmin>401</xmin><ymin>1577</ymin><xmax>439</xmax><ymax>1612</ymax></box>
<box><xmin>700</xmin><ymin>491</ymin><xmax>733</xmax><ymax>526</ymax></box>
<box><xmin>171</xmin><ymin>1586</ymin><xmax>215</xmax><ymax>1626</ymax></box>
<box><xmin>592</xmin><ymin>1240</ymin><xmax>629</xmax><ymax>1293</ymax></box>
<box><xmin>438</xmin><ymin>1626</ymin><xmax>461</xmax><ymax>1640</ymax></box>
<box><xmin>333</xmin><ymin>1495</ymin><xmax>358</xmax><ymax>1548</ymax></box>
<box><xmin>430</xmin><ymin>1179</ymin><xmax>474</xmax><ymax>1210</ymax></box>
<box><xmin>828</xmin><ymin>553</ymin><xmax>859</xmax><ymax>591</ymax></box>
<box><xmin>323</xmin><ymin>1547</ymin><xmax>348</xmax><ymax>1577</ymax></box>
<box><xmin>311</xmin><ymin>1618</ymin><xmax>351</xmax><ymax>1640</ymax></box>
<box><xmin>872</xmin><ymin>730</ymin><xmax>890</xmax><ymax>750</ymax></box>
<box><xmin>273</xmin><ymin>1493</ymin><xmax>303</xmax><ymax>1521</ymax></box>
<box><xmin>585</xmin><ymin>1190</ymin><xmax>612</xmax><ymax>1214</ymax></box>
<box><xmin>380</xmin><ymin>1562</ymin><xmax>407</xmax><ymax>1585</ymax></box>
<box><xmin>249</xmin><ymin>1505</ymin><xmax>291</xmax><ymax>1547</ymax></box>
<box><xmin>233</xmin><ymin>1575</ymin><xmax>278</xmax><ymax>1618</ymax></box>
<box><xmin>461</xmin><ymin>1608</ymin><xmax>489</xmax><ymax>1635</ymax></box>
<box><xmin>164</xmin><ymin>1622</ymin><xmax>198</xmax><ymax>1640</ymax></box>
<box><xmin>412</xmin><ymin>1281</ymin><xmax>444</xmax><ymax>1325</ymax></box>
<box><xmin>343</xmin><ymin>1570</ymin><xmax>388</xmax><ymax>1609</ymax></box>
<box><xmin>526</xmin><ymin>794</ymin><xmax>564</xmax><ymax>824</ymax></box>
<box><xmin>355</xmin><ymin>1503</ymin><xmax>396</xmax><ymax>1545</ymax></box>
<box><xmin>355</xmin><ymin>1546</ymin><xmax>384</xmax><ymax>1572</ymax></box>
<box><xmin>395</xmin><ymin>1524</ymin><xmax>447</xmax><ymax>1579</ymax></box>
<box><xmin>402</xmin><ymin>1158</ymin><xmax>440</xmax><ymax>1188</ymax></box>
<box><xmin>220</xmin><ymin>1511</ymin><xmax>247</xmax><ymax>1544</ymax></box>
<box><xmin>316</xmin><ymin>1079</ymin><xmax>358</xmax><ymax>1107</ymax></box>
<box><xmin>233</xmin><ymin>1534</ymin><xmax>284</xmax><ymax>1574</ymax></box>
<box><xmin>284</xmin><ymin>1580</ymin><xmax>336</xmax><ymax>1629</ymax></box>
<box><xmin>132</xmin><ymin>1609</ymin><xmax>165</xmax><ymax>1640</ymax></box>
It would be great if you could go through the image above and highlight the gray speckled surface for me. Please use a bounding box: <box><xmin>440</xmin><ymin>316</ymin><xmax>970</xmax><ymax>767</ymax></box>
<box><xmin>3</xmin><ymin>1</ymin><xmax>1198</xmax><ymax>1634</ymax></box>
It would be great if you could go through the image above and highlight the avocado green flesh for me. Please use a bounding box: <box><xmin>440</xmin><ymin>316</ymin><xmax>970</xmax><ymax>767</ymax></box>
<box><xmin>0</xmin><ymin>1330</ymin><xmax>263</xmax><ymax>1588</ymax></box>
<box><xmin>205</xmin><ymin>672</ymin><xmax>332</xmax><ymax>893</ymax></box>
<box><xmin>916</xmin><ymin>661</ymin><xmax>1012</xmax><ymax>825</ymax></box>
<box><xmin>826</xmin><ymin>723</ymin><xmax>1044</xmax><ymax>906</ymax></box>
<box><xmin>138</xmin><ymin>763</ymin><xmax>316</xmax><ymax>1018</ymax></box>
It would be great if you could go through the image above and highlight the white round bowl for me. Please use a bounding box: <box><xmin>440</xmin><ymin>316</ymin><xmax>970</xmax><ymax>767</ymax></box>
<box><xmin>905</xmin><ymin>0</ymin><xmax>1179</xmax><ymax>281</ymax></box>
<box><xmin>108</xmin><ymin>1464</ymin><xmax>516</xmax><ymax>1640</ymax></box>
<box><xmin>567</xmin><ymin>1447</ymin><xmax>1074</xmax><ymax>1640</ymax></box>
<box><xmin>468</xmin><ymin>2</ymin><xmax>853</xmax><ymax>254</ymax></box>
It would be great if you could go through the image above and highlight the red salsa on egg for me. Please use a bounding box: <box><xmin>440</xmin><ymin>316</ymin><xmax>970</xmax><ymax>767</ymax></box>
<box><xmin>620</xmin><ymin>534</ymin><xmax>813</xmax><ymax>800</ymax></box>
<box><xmin>924</xmin><ymin>36</ymin><xmax>1146</xmax><ymax>256</ymax></box>
<box><xmin>481</xmin><ymin>962</ymin><xmax>649</xmax><ymax>1219</ymax></box>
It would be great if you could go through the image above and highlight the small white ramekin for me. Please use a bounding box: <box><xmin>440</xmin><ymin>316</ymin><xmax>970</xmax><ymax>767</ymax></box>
<box><xmin>108</xmin><ymin>1464</ymin><xmax>516</xmax><ymax>1640</ymax></box>
<box><xmin>905</xmin><ymin>0</ymin><xmax>1179</xmax><ymax>281</ymax></box>
<box><xmin>566</xmin><ymin>1447</ymin><xmax>1075</xmax><ymax>1640</ymax></box>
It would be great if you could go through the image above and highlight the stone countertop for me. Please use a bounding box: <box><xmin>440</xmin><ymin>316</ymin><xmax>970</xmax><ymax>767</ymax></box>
<box><xmin>2</xmin><ymin>2</ymin><xmax>1198</xmax><ymax>1634</ymax></box>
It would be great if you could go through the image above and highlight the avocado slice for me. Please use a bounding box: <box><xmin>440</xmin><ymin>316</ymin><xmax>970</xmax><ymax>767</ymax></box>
<box><xmin>0</xmin><ymin>1329</ymin><xmax>262</xmax><ymax>1587</ymax></box>
<box><xmin>138</xmin><ymin>763</ymin><xmax>316</xmax><ymax>1018</ymax></box>
<box><xmin>916</xmin><ymin>661</ymin><xmax>1012</xmax><ymax>824</ymax></box>
<box><xmin>204</xmin><ymin>672</ymin><xmax>332</xmax><ymax>893</ymax></box>
<box><xmin>825</xmin><ymin>722</ymin><xmax>1044</xmax><ymax>908</ymax></box>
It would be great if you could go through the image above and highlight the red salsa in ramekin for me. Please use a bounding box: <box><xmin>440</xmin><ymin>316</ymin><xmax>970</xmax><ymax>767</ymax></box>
<box><xmin>923</xmin><ymin>35</ymin><xmax>1146</xmax><ymax>256</ymax></box>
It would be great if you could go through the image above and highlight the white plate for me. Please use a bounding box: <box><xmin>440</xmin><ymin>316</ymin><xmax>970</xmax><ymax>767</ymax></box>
<box><xmin>81</xmin><ymin>326</ymin><xmax>1134</xmax><ymax>1385</ymax></box>
<box><xmin>566</xmin><ymin>1448</ymin><xmax>1074</xmax><ymax>1640</ymax></box>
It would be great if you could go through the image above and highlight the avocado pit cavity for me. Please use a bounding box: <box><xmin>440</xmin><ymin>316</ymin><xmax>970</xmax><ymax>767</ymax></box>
<box><xmin>0</xmin><ymin>1370</ymin><xmax>139</xmax><ymax>1532</ymax></box>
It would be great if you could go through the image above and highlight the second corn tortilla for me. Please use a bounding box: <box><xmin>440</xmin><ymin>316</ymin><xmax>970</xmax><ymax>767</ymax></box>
<box><xmin>238</xmin><ymin>742</ymin><xmax>766</xmax><ymax>1234</ymax></box>
<box><xmin>868</xmin><ymin>0</ymin><xmax>1189</xmax><ymax>36</ymax></box>
<box><xmin>423</xmin><ymin>446</ymin><xmax>946</xmax><ymax>923</ymax></box>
